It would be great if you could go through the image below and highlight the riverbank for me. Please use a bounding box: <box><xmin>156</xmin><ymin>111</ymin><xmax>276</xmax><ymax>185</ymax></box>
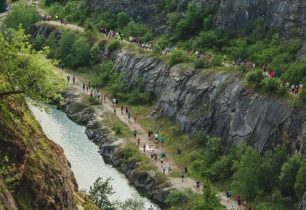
<box><xmin>59</xmin><ymin>85</ymin><xmax>171</xmax><ymax>208</ymax></box>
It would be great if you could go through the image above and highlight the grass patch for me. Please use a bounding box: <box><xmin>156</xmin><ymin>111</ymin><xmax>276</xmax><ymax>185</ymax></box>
<box><xmin>103</xmin><ymin>112</ymin><xmax>130</xmax><ymax>139</ymax></box>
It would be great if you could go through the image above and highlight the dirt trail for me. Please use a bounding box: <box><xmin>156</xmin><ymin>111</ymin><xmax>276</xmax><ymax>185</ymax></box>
<box><xmin>65</xmin><ymin>75</ymin><xmax>239</xmax><ymax>210</ymax></box>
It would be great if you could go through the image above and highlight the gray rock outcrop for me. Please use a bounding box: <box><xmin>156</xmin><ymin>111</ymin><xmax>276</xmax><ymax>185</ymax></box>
<box><xmin>109</xmin><ymin>50</ymin><xmax>306</xmax><ymax>154</ymax></box>
<box><xmin>298</xmin><ymin>193</ymin><xmax>306</xmax><ymax>210</ymax></box>
<box><xmin>85</xmin><ymin>0</ymin><xmax>306</xmax><ymax>38</ymax></box>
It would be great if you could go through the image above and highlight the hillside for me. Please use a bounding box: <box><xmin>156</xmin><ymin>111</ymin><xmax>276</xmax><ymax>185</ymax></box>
<box><xmin>0</xmin><ymin>95</ymin><xmax>90</xmax><ymax>209</ymax></box>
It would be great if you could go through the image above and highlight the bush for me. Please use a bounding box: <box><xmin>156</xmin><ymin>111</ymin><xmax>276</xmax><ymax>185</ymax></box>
<box><xmin>112</xmin><ymin>125</ymin><xmax>122</xmax><ymax>135</ymax></box>
<box><xmin>116</xmin><ymin>12</ymin><xmax>130</xmax><ymax>29</ymax></box>
<box><xmin>211</xmin><ymin>54</ymin><xmax>223</xmax><ymax>66</ymax></box>
<box><xmin>127</xmin><ymin>90</ymin><xmax>155</xmax><ymax>105</ymax></box>
<box><xmin>246</xmin><ymin>70</ymin><xmax>264</xmax><ymax>87</ymax></box>
<box><xmin>194</xmin><ymin>59</ymin><xmax>208</xmax><ymax>69</ymax></box>
<box><xmin>5</xmin><ymin>4</ymin><xmax>39</xmax><ymax>29</ymax></box>
<box><xmin>260</xmin><ymin>77</ymin><xmax>280</xmax><ymax>92</ymax></box>
<box><xmin>68</xmin><ymin>36</ymin><xmax>91</xmax><ymax>67</ymax></box>
<box><xmin>107</xmin><ymin>40</ymin><xmax>121</xmax><ymax>52</ymax></box>
<box><xmin>89</xmin><ymin>97</ymin><xmax>100</xmax><ymax>105</ymax></box>
<box><xmin>169</xmin><ymin>50</ymin><xmax>186</xmax><ymax>66</ymax></box>
<box><xmin>166</xmin><ymin>190</ymin><xmax>190</xmax><ymax>206</ymax></box>
<box><xmin>94</xmin><ymin>61</ymin><xmax>116</xmax><ymax>87</ymax></box>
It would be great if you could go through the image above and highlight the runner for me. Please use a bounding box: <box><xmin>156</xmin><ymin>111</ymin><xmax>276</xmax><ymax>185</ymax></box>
<box><xmin>137</xmin><ymin>138</ymin><xmax>140</xmax><ymax>147</ymax></box>
<box><xmin>168</xmin><ymin>163</ymin><xmax>172</xmax><ymax>174</ymax></box>
<box><xmin>125</xmin><ymin>106</ymin><xmax>128</xmax><ymax>115</ymax></box>
<box><xmin>82</xmin><ymin>84</ymin><xmax>85</xmax><ymax>91</ymax></box>
<box><xmin>113</xmin><ymin>107</ymin><xmax>116</xmax><ymax>115</ymax></box>
<box><xmin>148</xmin><ymin>205</ymin><xmax>154</xmax><ymax>210</ymax></box>
<box><xmin>121</xmin><ymin>106</ymin><xmax>124</xmax><ymax>115</ymax></box>
<box><xmin>196</xmin><ymin>181</ymin><xmax>200</xmax><ymax>191</ymax></box>
<box><xmin>133</xmin><ymin>114</ymin><xmax>137</xmax><ymax>123</ymax></box>
<box><xmin>133</xmin><ymin>130</ymin><xmax>137</xmax><ymax>139</ymax></box>
<box><xmin>143</xmin><ymin>143</ymin><xmax>146</xmax><ymax>153</ymax></box>
<box><xmin>162</xmin><ymin>164</ymin><xmax>166</xmax><ymax>174</ymax></box>
<box><xmin>67</xmin><ymin>75</ymin><xmax>70</xmax><ymax>84</ymax></box>
<box><xmin>128</xmin><ymin>112</ymin><xmax>131</xmax><ymax>121</ymax></box>
<box><xmin>72</xmin><ymin>75</ymin><xmax>76</xmax><ymax>84</ymax></box>
<box><xmin>180</xmin><ymin>170</ymin><xmax>185</xmax><ymax>182</ymax></box>
<box><xmin>237</xmin><ymin>194</ymin><xmax>241</xmax><ymax>207</ymax></box>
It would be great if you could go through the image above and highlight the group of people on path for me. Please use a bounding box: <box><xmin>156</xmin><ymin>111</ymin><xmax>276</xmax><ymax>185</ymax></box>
<box><xmin>227</xmin><ymin>190</ymin><xmax>250</xmax><ymax>210</ymax></box>
<box><xmin>67</xmin><ymin>74</ymin><xmax>76</xmax><ymax>85</ymax></box>
<box><xmin>99</xmin><ymin>27</ymin><xmax>153</xmax><ymax>51</ymax></box>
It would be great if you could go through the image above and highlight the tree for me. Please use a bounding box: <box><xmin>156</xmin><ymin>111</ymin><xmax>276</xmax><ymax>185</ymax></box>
<box><xmin>54</xmin><ymin>31</ymin><xmax>76</xmax><ymax>61</ymax></box>
<box><xmin>115</xmin><ymin>194</ymin><xmax>145</xmax><ymax>210</ymax></box>
<box><xmin>192</xmin><ymin>182</ymin><xmax>223</xmax><ymax>210</ymax></box>
<box><xmin>231</xmin><ymin>146</ymin><xmax>264</xmax><ymax>199</ymax></box>
<box><xmin>69</xmin><ymin>37</ymin><xmax>90</xmax><ymax>67</ymax></box>
<box><xmin>294</xmin><ymin>160</ymin><xmax>306</xmax><ymax>199</ymax></box>
<box><xmin>87</xmin><ymin>177</ymin><xmax>114</xmax><ymax>209</ymax></box>
<box><xmin>5</xmin><ymin>4</ymin><xmax>39</xmax><ymax>29</ymax></box>
<box><xmin>279</xmin><ymin>154</ymin><xmax>302</xmax><ymax>198</ymax></box>
<box><xmin>0</xmin><ymin>28</ymin><xmax>64</xmax><ymax>100</ymax></box>
<box><xmin>0</xmin><ymin>0</ymin><xmax>6</xmax><ymax>13</ymax></box>
<box><xmin>116</xmin><ymin>12</ymin><xmax>130</xmax><ymax>29</ymax></box>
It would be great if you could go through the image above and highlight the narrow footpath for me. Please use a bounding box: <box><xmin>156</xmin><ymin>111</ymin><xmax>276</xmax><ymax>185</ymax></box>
<box><xmin>65</xmin><ymin>74</ymin><xmax>239</xmax><ymax>210</ymax></box>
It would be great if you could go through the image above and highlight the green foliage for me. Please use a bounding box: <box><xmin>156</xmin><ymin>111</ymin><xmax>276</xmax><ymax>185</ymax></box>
<box><xmin>167</xmin><ymin>189</ymin><xmax>190</xmax><ymax>206</ymax></box>
<box><xmin>192</xmin><ymin>183</ymin><xmax>223</xmax><ymax>210</ymax></box>
<box><xmin>194</xmin><ymin>58</ymin><xmax>208</xmax><ymax>69</ymax></box>
<box><xmin>123</xmin><ymin>22</ymin><xmax>153</xmax><ymax>42</ymax></box>
<box><xmin>168</xmin><ymin>50</ymin><xmax>187</xmax><ymax>66</ymax></box>
<box><xmin>5</xmin><ymin>4</ymin><xmax>39</xmax><ymax>29</ymax></box>
<box><xmin>260</xmin><ymin>78</ymin><xmax>280</xmax><ymax>92</ymax></box>
<box><xmin>294</xmin><ymin>161</ymin><xmax>306</xmax><ymax>200</ymax></box>
<box><xmin>115</xmin><ymin>194</ymin><xmax>145</xmax><ymax>210</ymax></box>
<box><xmin>116</xmin><ymin>12</ymin><xmax>130</xmax><ymax>29</ymax></box>
<box><xmin>93</xmin><ymin>61</ymin><xmax>116</xmax><ymax>87</ymax></box>
<box><xmin>231</xmin><ymin>146</ymin><xmax>265</xmax><ymax>199</ymax></box>
<box><xmin>47</xmin><ymin>0</ymin><xmax>88</xmax><ymax>24</ymax></box>
<box><xmin>174</xmin><ymin>4</ymin><xmax>205</xmax><ymax>40</ymax></box>
<box><xmin>87</xmin><ymin>177</ymin><xmax>114</xmax><ymax>209</ymax></box>
<box><xmin>54</xmin><ymin>30</ymin><xmax>77</xmax><ymax>60</ymax></box>
<box><xmin>112</xmin><ymin>125</ymin><xmax>122</xmax><ymax>135</ymax></box>
<box><xmin>247</xmin><ymin>70</ymin><xmax>264</xmax><ymax>87</ymax></box>
<box><xmin>0</xmin><ymin>28</ymin><xmax>64</xmax><ymax>100</ymax></box>
<box><xmin>279</xmin><ymin>154</ymin><xmax>303</xmax><ymax>198</ymax></box>
<box><xmin>127</xmin><ymin>90</ymin><xmax>155</xmax><ymax>105</ymax></box>
<box><xmin>107</xmin><ymin>40</ymin><xmax>121</xmax><ymax>52</ymax></box>
<box><xmin>69</xmin><ymin>36</ymin><xmax>90</xmax><ymax>67</ymax></box>
<box><xmin>88</xmin><ymin>97</ymin><xmax>100</xmax><ymax>105</ymax></box>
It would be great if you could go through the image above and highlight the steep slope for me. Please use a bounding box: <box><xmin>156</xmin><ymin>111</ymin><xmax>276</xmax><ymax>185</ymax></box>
<box><xmin>108</xmin><ymin>50</ymin><xmax>306</xmax><ymax>154</ymax></box>
<box><xmin>86</xmin><ymin>0</ymin><xmax>306</xmax><ymax>38</ymax></box>
<box><xmin>0</xmin><ymin>95</ymin><xmax>90</xmax><ymax>209</ymax></box>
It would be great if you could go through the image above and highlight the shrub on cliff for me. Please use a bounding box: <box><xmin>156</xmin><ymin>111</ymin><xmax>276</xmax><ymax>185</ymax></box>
<box><xmin>168</xmin><ymin>50</ymin><xmax>187</xmax><ymax>66</ymax></box>
<box><xmin>246</xmin><ymin>70</ymin><xmax>264</xmax><ymax>87</ymax></box>
<box><xmin>107</xmin><ymin>40</ymin><xmax>121</xmax><ymax>53</ymax></box>
<box><xmin>260</xmin><ymin>77</ymin><xmax>280</xmax><ymax>92</ymax></box>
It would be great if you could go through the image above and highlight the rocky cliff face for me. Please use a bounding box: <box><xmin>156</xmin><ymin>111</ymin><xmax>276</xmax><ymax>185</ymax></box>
<box><xmin>0</xmin><ymin>96</ymin><xmax>83</xmax><ymax>210</ymax></box>
<box><xmin>216</xmin><ymin>0</ymin><xmax>306</xmax><ymax>38</ymax></box>
<box><xmin>299</xmin><ymin>193</ymin><xmax>306</xmax><ymax>210</ymax></box>
<box><xmin>106</xmin><ymin>49</ymin><xmax>306</xmax><ymax>154</ymax></box>
<box><xmin>86</xmin><ymin>0</ymin><xmax>306</xmax><ymax>38</ymax></box>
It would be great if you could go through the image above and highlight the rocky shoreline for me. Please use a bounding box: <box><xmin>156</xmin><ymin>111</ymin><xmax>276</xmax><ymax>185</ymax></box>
<box><xmin>59</xmin><ymin>88</ymin><xmax>171</xmax><ymax>208</ymax></box>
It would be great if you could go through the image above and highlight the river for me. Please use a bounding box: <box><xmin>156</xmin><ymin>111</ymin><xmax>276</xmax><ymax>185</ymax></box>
<box><xmin>29</xmin><ymin>104</ymin><xmax>157</xmax><ymax>210</ymax></box>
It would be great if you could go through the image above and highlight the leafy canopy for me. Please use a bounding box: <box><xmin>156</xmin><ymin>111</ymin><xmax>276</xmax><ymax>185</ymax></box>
<box><xmin>4</xmin><ymin>4</ymin><xmax>39</xmax><ymax>29</ymax></box>
<box><xmin>0</xmin><ymin>28</ymin><xmax>65</xmax><ymax>100</ymax></box>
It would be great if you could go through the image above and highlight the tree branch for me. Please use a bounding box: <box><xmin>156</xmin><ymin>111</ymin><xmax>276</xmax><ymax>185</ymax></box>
<box><xmin>0</xmin><ymin>90</ymin><xmax>24</xmax><ymax>97</ymax></box>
